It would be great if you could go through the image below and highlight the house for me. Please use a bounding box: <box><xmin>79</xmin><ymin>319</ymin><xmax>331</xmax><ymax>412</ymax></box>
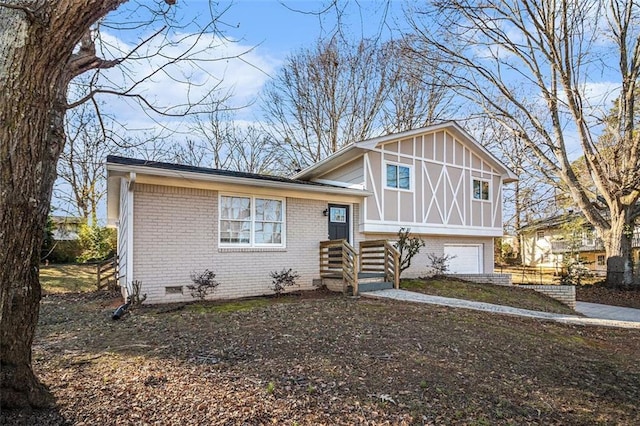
<box><xmin>106</xmin><ymin>121</ymin><xmax>517</xmax><ymax>303</ymax></box>
<box><xmin>50</xmin><ymin>215</ymin><xmax>83</xmax><ymax>240</ymax></box>
<box><xmin>519</xmin><ymin>212</ymin><xmax>640</xmax><ymax>275</ymax></box>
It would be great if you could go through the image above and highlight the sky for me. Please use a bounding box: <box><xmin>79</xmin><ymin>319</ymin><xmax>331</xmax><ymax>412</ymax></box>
<box><xmin>91</xmin><ymin>0</ymin><xmax>407</xmax><ymax>131</ymax></box>
<box><xmin>54</xmin><ymin>1</ymin><xmax>408</xmax><ymax>219</ymax></box>
<box><xmin>55</xmin><ymin>0</ymin><xmax>627</xmax><ymax>221</ymax></box>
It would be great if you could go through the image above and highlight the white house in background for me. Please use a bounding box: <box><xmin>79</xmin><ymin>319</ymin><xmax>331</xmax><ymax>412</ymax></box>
<box><xmin>50</xmin><ymin>215</ymin><xmax>83</xmax><ymax>241</ymax></box>
<box><xmin>107</xmin><ymin>121</ymin><xmax>517</xmax><ymax>304</ymax></box>
<box><xmin>520</xmin><ymin>212</ymin><xmax>640</xmax><ymax>276</ymax></box>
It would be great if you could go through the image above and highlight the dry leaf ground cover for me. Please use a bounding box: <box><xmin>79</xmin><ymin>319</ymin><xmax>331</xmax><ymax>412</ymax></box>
<box><xmin>3</xmin><ymin>286</ymin><xmax>640</xmax><ymax>425</ymax></box>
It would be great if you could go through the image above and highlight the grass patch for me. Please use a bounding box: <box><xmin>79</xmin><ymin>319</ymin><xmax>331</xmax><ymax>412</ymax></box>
<box><xmin>39</xmin><ymin>263</ymin><xmax>96</xmax><ymax>293</ymax></box>
<box><xmin>401</xmin><ymin>277</ymin><xmax>576</xmax><ymax>315</ymax></box>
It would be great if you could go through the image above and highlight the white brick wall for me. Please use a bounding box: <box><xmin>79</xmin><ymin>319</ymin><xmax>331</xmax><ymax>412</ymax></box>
<box><xmin>132</xmin><ymin>183</ymin><xmax>327</xmax><ymax>304</ymax></box>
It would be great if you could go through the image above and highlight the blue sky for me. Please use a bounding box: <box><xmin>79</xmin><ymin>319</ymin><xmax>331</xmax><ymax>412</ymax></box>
<box><xmin>86</xmin><ymin>1</ymin><xmax>407</xmax><ymax>135</ymax></box>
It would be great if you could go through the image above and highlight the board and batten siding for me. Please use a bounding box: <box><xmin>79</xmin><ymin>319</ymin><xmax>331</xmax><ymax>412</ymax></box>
<box><xmin>116</xmin><ymin>177</ymin><xmax>132</xmax><ymax>297</ymax></box>
<box><xmin>131</xmin><ymin>183</ymin><xmax>327</xmax><ymax>304</ymax></box>
<box><xmin>362</xmin><ymin>130</ymin><xmax>503</xmax><ymax>236</ymax></box>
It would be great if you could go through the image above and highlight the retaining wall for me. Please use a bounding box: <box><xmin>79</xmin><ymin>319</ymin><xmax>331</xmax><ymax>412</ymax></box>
<box><xmin>445</xmin><ymin>273</ymin><xmax>576</xmax><ymax>309</ymax></box>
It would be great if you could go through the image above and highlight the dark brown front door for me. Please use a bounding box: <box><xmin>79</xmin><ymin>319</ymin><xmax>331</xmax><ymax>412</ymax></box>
<box><xmin>328</xmin><ymin>204</ymin><xmax>349</xmax><ymax>242</ymax></box>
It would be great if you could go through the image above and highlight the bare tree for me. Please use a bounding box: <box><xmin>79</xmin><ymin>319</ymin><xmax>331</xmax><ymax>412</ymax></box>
<box><xmin>0</xmin><ymin>0</ymin><xmax>235</xmax><ymax>408</ymax></box>
<box><xmin>261</xmin><ymin>37</ymin><xmax>392</xmax><ymax>170</ymax></box>
<box><xmin>380</xmin><ymin>35</ymin><xmax>455</xmax><ymax>133</ymax></box>
<box><xmin>54</xmin><ymin>96</ymin><xmax>119</xmax><ymax>224</ymax></box>
<box><xmin>262</xmin><ymin>34</ymin><xmax>455</xmax><ymax>172</ymax></box>
<box><xmin>409</xmin><ymin>0</ymin><xmax>640</xmax><ymax>285</ymax></box>
<box><xmin>168</xmin><ymin>106</ymin><xmax>279</xmax><ymax>174</ymax></box>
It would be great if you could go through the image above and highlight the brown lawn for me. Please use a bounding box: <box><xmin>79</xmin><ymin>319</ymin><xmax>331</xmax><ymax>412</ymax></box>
<box><xmin>3</xmin><ymin>288</ymin><xmax>639</xmax><ymax>425</ymax></box>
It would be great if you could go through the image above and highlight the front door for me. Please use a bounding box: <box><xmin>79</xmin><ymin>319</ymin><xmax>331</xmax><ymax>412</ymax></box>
<box><xmin>328</xmin><ymin>204</ymin><xmax>350</xmax><ymax>242</ymax></box>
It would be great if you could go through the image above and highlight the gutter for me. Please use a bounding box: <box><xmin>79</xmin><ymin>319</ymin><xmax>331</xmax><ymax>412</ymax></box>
<box><xmin>106</xmin><ymin>162</ymin><xmax>370</xmax><ymax>198</ymax></box>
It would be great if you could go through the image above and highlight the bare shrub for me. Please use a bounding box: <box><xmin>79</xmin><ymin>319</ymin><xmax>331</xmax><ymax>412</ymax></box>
<box><xmin>188</xmin><ymin>269</ymin><xmax>219</xmax><ymax>300</ymax></box>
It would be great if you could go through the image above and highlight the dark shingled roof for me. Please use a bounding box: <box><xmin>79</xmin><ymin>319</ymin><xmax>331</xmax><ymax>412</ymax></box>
<box><xmin>518</xmin><ymin>212</ymin><xmax>584</xmax><ymax>232</ymax></box>
<box><xmin>106</xmin><ymin>155</ymin><xmax>337</xmax><ymax>188</ymax></box>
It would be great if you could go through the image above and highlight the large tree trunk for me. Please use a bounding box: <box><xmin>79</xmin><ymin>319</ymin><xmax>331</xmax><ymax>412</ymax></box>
<box><xmin>1</xmin><ymin>0</ymin><xmax>126</xmax><ymax>408</ymax></box>
<box><xmin>602</xmin><ymin>209</ymin><xmax>636</xmax><ymax>287</ymax></box>
<box><xmin>0</xmin><ymin>10</ymin><xmax>67</xmax><ymax>409</ymax></box>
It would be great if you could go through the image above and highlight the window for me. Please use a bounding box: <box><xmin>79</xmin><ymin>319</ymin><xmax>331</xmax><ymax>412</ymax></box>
<box><xmin>582</xmin><ymin>230</ymin><xmax>595</xmax><ymax>247</ymax></box>
<box><xmin>330</xmin><ymin>207</ymin><xmax>347</xmax><ymax>223</ymax></box>
<box><xmin>597</xmin><ymin>255</ymin><xmax>605</xmax><ymax>266</ymax></box>
<box><xmin>473</xmin><ymin>179</ymin><xmax>490</xmax><ymax>200</ymax></box>
<box><xmin>220</xmin><ymin>195</ymin><xmax>284</xmax><ymax>246</ymax></box>
<box><xmin>386</xmin><ymin>163</ymin><xmax>411</xmax><ymax>190</ymax></box>
<box><xmin>536</xmin><ymin>231</ymin><xmax>545</xmax><ymax>240</ymax></box>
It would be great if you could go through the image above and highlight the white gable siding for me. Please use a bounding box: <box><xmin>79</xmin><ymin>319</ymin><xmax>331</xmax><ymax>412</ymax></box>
<box><xmin>316</xmin><ymin>158</ymin><xmax>364</xmax><ymax>187</ymax></box>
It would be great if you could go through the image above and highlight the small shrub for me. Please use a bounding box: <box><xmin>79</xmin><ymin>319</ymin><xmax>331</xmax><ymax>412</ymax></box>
<box><xmin>128</xmin><ymin>280</ymin><xmax>147</xmax><ymax>307</ymax></box>
<box><xmin>427</xmin><ymin>253</ymin><xmax>456</xmax><ymax>276</ymax></box>
<box><xmin>395</xmin><ymin>228</ymin><xmax>425</xmax><ymax>277</ymax></box>
<box><xmin>187</xmin><ymin>269</ymin><xmax>219</xmax><ymax>300</ymax></box>
<box><xmin>557</xmin><ymin>259</ymin><xmax>592</xmax><ymax>285</ymax></box>
<box><xmin>270</xmin><ymin>268</ymin><xmax>300</xmax><ymax>296</ymax></box>
<box><xmin>266</xmin><ymin>381</ymin><xmax>276</xmax><ymax>394</ymax></box>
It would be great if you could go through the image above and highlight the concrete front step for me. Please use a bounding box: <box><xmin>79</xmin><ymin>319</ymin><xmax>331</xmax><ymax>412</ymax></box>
<box><xmin>359</xmin><ymin>281</ymin><xmax>394</xmax><ymax>292</ymax></box>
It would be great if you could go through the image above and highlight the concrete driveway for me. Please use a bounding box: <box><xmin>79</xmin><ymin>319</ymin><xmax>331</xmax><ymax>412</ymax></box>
<box><xmin>575</xmin><ymin>302</ymin><xmax>640</xmax><ymax>323</ymax></box>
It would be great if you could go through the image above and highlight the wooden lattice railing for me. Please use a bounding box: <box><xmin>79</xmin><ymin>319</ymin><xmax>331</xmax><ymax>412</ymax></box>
<box><xmin>359</xmin><ymin>240</ymin><xmax>400</xmax><ymax>289</ymax></box>
<box><xmin>320</xmin><ymin>239</ymin><xmax>359</xmax><ymax>294</ymax></box>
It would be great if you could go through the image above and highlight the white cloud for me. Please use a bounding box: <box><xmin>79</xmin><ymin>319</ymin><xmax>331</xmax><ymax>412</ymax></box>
<box><xmin>70</xmin><ymin>30</ymin><xmax>281</xmax><ymax>135</ymax></box>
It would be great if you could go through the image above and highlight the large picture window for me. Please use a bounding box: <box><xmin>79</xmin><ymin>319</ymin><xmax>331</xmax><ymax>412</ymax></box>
<box><xmin>473</xmin><ymin>179</ymin><xmax>490</xmax><ymax>200</ymax></box>
<box><xmin>220</xmin><ymin>195</ymin><xmax>284</xmax><ymax>246</ymax></box>
<box><xmin>386</xmin><ymin>163</ymin><xmax>411</xmax><ymax>190</ymax></box>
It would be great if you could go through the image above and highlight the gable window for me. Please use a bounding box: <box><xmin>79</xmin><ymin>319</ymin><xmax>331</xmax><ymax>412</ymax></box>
<box><xmin>536</xmin><ymin>231</ymin><xmax>545</xmax><ymax>240</ymax></box>
<box><xmin>386</xmin><ymin>163</ymin><xmax>411</xmax><ymax>190</ymax></box>
<box><xmin>473</xmin><ymin>179</ymin><xmax>490</xmax><ymax>200</ymax></box>
<box><xmin>220</xmin><ymin>195</ymin><xmax>284</xmax><ymax>246</ymax></box>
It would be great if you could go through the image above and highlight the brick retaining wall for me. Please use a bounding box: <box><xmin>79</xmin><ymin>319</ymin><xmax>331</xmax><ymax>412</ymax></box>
<box><xmin>518</xmin><ymin>284</ymin><xmax>576</xmax><ymax>309</ymax></box>
<box><xmin>445</xmin><ymin>273</ymin><xmax>576</xmax><ymax>309</ymax></box>
<box><xmin>447</xmin><ymin>274</ymin><xmax>513</xmax><ymax>286</ymax></box>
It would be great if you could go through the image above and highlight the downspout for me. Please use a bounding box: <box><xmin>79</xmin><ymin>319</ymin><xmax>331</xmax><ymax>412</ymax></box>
<box><xmin>126</xmin><ymin>172</ymin><xmax>136</xmax><ymax>299</ymax></box>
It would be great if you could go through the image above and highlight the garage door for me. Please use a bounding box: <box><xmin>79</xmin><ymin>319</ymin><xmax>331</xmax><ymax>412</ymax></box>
<box><xmin>444</xmin><ymin>244</ymin><xmax>483</xmax><ymax>274</ymax></box>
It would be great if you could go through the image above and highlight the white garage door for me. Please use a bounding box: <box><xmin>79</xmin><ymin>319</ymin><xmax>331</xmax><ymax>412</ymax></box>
<box><xmin>444</xmin><ymin>244</ymin><xmax>483</xmax><ymax>274</ymax></box>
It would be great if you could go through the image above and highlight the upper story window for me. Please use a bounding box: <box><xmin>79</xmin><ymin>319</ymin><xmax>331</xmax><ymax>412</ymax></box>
<box><xmin>473</xmin><ymin>179</ymin><xmax>490</xmax><ymax>201</ymax></box>
<box><xmin>386</xmin><ymin>163</ymin><xmax>411</xmax><ymax>190</ymax></box>
<box><xmin>536</xmin><ymin>231</ymin><xmax>545</xmax><ymax>240</ymax></box>
<box><xmin>219</xmin><ymin>195</ymin><xmax>284</xmax><ymax>247</ymax></box>
<box><xmin>582</xmin><ymin>230</ymin><xmax>595</xmax><ymax>247</ymax></box>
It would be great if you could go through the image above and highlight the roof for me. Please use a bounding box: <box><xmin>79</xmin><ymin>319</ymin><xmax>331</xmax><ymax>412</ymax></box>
<box><xmin>518</xmin><ymin>212</ymin><xmax>585</xmax><ymax>232</ymax></box>
<box><xmin>106</xmin><ymin>156</ymin><xmax>369</xmax><ymax>226</ymax></box>
<box><xmin>293</xmin><ymin>121</ymin><xmax>519</xmax><ymax>182</ymax></box>
<box><xmin>107</xmin><ymin>155</ymin><xmax>335</xmax><ymax>188</ymax></box>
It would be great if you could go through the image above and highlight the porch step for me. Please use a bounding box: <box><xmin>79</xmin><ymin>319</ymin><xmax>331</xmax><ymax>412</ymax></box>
<box><xmin>358</xmin><ymin>272</ymin><xmax>385</xmax><ymax>279</ymax></box>
<box><xmin>359</xmin><ymin>281</ymin><xmax>393</xmax><ymax>292</ymax></box>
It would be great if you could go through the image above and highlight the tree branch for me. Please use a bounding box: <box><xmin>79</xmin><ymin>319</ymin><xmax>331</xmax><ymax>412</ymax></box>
<box><xmin>0</xmin><ymin>1</ymin><xmax>41</xmax><ymax>24</ymax></box>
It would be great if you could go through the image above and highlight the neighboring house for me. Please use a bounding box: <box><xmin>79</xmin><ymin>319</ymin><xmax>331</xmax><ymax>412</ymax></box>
<box><xmin>520</xmin><ymin>212</ymin><xmax>640</xmax><ymax>275</ymax></box>
<box><xmin>106</xmin><ymin>121</ymin><xmax>517</xmax><ymax>303</ymax></box>
<box><xmin>50</xmin><ymin>215</ymin><xmax>83</xmax><ymax>240</ymax></box>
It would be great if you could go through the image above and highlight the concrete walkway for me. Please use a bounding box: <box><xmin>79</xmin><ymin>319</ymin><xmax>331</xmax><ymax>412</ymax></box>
<box><xmin>575</xmin><ymin>301</ymin><xmax>640</xmax><ymax>323</ymax></box>
<box><xmin>362</xmin><ymin>289</ymin><xmax>640</xmax><ymax>330</ymax></box>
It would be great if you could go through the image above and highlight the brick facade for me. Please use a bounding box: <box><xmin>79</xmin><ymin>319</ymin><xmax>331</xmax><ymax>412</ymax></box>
<box><xmin>132</xmin><ymin>183</ymin><xmax>327</xmax><ymax>304</ymax></box>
